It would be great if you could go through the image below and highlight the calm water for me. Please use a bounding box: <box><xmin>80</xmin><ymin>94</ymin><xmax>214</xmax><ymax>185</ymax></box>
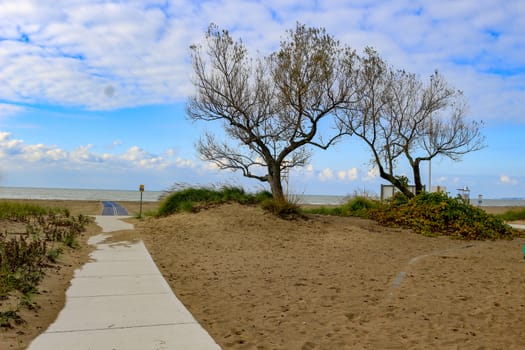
<box><xmin>0</xmin><ymin>186</ymin><xmax>163</xmax><ymax>202</ymax></box>
<box><xmin>0</xmin><ymin>186</ymin><xmax>524</xmax><ymax>206</ymax></box>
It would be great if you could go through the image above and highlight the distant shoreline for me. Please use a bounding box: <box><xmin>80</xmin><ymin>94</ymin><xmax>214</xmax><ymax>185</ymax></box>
<box><xmin>1</xmin><ymin>186</ymin><xmax>524</xmax><ymax>207</ymax></box>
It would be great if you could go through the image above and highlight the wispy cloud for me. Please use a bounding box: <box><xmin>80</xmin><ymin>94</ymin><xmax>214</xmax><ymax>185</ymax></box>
<box><xmin>499</xmin><ymin>175</ymin><xmax>518</xmax><ymax>185</ymax></box>
<box><xmin>318</xmin><ymin>168</ymin><xmax>334</xmax><ymax>182</ymax></box>
<box><xmin>0</xmin><ymin>104</ymin><xmax>25</xmax><ymax>118</ymax></box>
<box><xmin>0</xmin><ymin>131</ymin><xmax>197</xmax><ymax>172</ymax></box>
<box><xmin>337</xmin><ymin>168</ymin><xmax>359</xmax><ymax>182</ymax></box>
<box><xmin>0</xmin><ymin>1</ymin><xmax>522</xmax><ymax>122</ymax></box>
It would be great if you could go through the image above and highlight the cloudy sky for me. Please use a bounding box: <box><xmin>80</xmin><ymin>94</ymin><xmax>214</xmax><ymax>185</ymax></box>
<box><xmin>0</xmin><ymin>0</ymin><xmax>524</xmax><ymax>198</ymax></box>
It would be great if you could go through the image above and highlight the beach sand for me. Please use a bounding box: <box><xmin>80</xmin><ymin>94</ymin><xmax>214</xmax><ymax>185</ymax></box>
<box><xmin>126</xmin><ymin>203</ymin><xmax>525</xmax><ymax>349</ymax></box>
<box><xmin>2</xmin><ymin>200</ymin><xmax>525</xmax><ymax>349</ymax></box>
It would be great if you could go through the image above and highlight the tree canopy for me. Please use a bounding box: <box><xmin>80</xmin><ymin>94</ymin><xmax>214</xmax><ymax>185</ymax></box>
<box><xmin>188</xmin><ymin>24</ymin><xmax>484</xmax><ymax>201</ymax></box>
<box><xmin>187</xmin><ymin>23</ymin><xmax>356</xmax><ymax>201</ymax></box>
<box><xmin>336</xmin><ymin>49</ymin><xmax>485</xmax><ymax>197</ymax></box>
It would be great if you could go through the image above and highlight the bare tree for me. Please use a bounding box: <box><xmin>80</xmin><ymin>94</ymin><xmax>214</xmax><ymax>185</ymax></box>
<box><xmin>338</xmin><ymin>48</ymin><xmax>485</xmax><ymax>197</ymax></box>
<box><xmin>187</xmin><ymin>23</ymin><xmax>356</xmax><ymax>202</ymax></box>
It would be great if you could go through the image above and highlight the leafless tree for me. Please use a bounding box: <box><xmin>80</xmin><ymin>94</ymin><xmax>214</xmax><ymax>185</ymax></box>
<box><xmin>337</xmin><ymin>48</ymin><xmax>485</xmax><ymax>197</ymax></box>
<box><xmin>187</xmin><ymin>23</ymin><xmax>356</xmax><ymax>202</ymax></box>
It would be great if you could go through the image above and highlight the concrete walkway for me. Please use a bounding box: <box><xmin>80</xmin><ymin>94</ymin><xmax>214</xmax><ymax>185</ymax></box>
<box><xmin>28</xmin><ymin>216</ymin><xmax>221</xmax><ymax>350</ymax></box>
<box><xmin>510</xmin><ymin>223</ymin><xmax>525</xmax><ymax>230</ymax></box>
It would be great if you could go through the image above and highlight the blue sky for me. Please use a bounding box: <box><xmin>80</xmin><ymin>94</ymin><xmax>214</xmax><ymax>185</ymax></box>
<box><xmin>0</xmin><ymin>0</ymin><xmax>524</xmax><ymax>198</ymax></box>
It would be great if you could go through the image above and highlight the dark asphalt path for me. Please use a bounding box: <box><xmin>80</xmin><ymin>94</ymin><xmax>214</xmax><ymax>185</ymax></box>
<box><xmin>101</xmin><ymin>201</ymin><xmax>129</xmax><ymax>216</ymax></box>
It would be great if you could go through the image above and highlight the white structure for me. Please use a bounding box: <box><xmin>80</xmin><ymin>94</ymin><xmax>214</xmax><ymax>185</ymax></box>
<box><xmin>380</xmin><ymin>184</ymin><xmax>418</xmax><ymax>201</ymax></box>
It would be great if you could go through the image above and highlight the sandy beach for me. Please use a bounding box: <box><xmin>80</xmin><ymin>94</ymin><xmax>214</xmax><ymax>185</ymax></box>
<box><xmin>131</xmin><ymin>203</ymin><xmax>525</xmax><ymax>349</ymax></box>
<box><xmin>2</xmin><ymin>199</ymin><xmax>525</xmax><ymax>349</ymax></box>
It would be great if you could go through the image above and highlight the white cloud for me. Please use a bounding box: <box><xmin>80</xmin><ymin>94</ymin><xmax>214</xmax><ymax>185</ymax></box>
<box><xmin>0</xmin><ymin>103</ymin><xmax>25</xmax><ymax>118</ymax></box>
<box><xmin>121</xmin><ymin>146</ymin><xmax>169</xmax><ymax>169</ymax></box>
<box><xmin>0</xmin><ymin>0</ymin><xmax>521</xmax><ymax>123</ymax></box>
<box><xmin>337</xmin><ymin>168</ymin><xmax>359</xmax><ymax>181</ymax></box>
<box><xmin>318</xmin><ymin>168</ymin><xmax>334</xmax><ymax>181</ymax></box>
<box><xmin>175</xmin><ymin>157</ymin><xmax>196</xmax><ymax>168</ymax></box>
<box><xmin>0</xmin><ymin>131</ymin><xmax>202</xmax><ymax>172</ymax></box>
<box><xmin>499</xmin><ymin>175</ymin><xmax>518</xmax><ymax>185</ymax></box>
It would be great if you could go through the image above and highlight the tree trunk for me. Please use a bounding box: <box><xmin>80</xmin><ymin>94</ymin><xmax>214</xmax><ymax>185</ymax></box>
<box><xmin>378</xmin><ymin>166</ymin><xmax>415</xmax><ymax>198</ymax></box>
<box><xmin>267</xmin><ymin>163</ymin><xmax>286</xmax><ymax>202</ymax></box>
<box><xmin>412</xmin><ymin>158</ymin><xmax>424</xmax><ymax>195</ymax></box>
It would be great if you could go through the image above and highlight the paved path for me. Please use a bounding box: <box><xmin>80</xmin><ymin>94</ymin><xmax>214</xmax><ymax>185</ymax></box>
<box><xmin>510</xmin><ymin>223</ymin><xmax>525</xmax><ymax>230</ymax></box>
<box><xmin>28</xmin><ymin>216</ymin><xmax>221</xmax><ymax>350</ymax></box>
<box><xmin>101</xmin><ymin>201</ymin><xmax>129</xmax><ymax>216</ymax></box>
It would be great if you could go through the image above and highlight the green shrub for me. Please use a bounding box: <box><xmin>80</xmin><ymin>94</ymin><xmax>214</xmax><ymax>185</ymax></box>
<box><xmin>342</xmin><ymin>196</ymin><xmax>380</xmax><ymax>218</ymax></box>
<box><xmin>46</xmin><ymin>247</ymin><xmax>63</xmax><ymax>263</ymax></box>
<box><xmin>0</xmin><ymin>310</ymin><xmax>23</xmax><ymax>328</ymax></box>
<box><xmin>370</xmin><ymin>192</ymin><xmax>515</xmax><ymax>240</ymax></box>
<box><xmin>387</xmin><ymin>192</ymin><xmax>409</xmax><ymax>206</ymax></box>
<box><xmin>253</xmin><ymin>190</ymin><xmax>273</xmax><ymax>203</ymax></box>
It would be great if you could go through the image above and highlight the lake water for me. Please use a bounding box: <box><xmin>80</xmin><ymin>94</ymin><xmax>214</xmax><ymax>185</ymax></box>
<box><xmin>0</xmin><ymin>186</ymin><xmax>524</xmax><ymax>206</ymax></box>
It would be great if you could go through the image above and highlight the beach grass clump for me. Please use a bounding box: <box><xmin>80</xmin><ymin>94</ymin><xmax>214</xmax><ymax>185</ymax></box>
<box><xmin>495</xmin><ymin>208</ymin><xmax>525</xmax><ymax>222</ymax></box>
<box><xmin>157</xmin><ymin>186</ymin><xmax>272</xmax><ymax>216</ymax></box>
<box><xmin>260</xmin><ymin>198</ymin><xmax>302</xmax><ymax>219</ymax></box>
<box><xmin>342</xmin><ymin>196</ymin><xmax>380</xmax><ymax>218</ymax></box>
<box><xmin>371</xmin><ymin>192</ymin><xmax>516</xmax><ymax>240</ymax></box>
<box><xmin>306</xmin><ymin>196</ymin><xmax>380</xmax><ymax>218</ymax></box>
<box><xmin>0</xmin><ymin>201</ymin><xmax>68</xmax><ymax>221</ymax></box>
<box><xmin>0</xmin><ymin>201</ymin><xmax>91</xmax><ymax>327</ymax></box>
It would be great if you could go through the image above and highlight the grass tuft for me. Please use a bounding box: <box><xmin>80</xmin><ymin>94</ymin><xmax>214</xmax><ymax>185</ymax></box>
<box><xmin>0</xmin><ymin>201</ymin><xmax>91</xmax><ymax>328</ymax></box>
<box><xmin>495</xmin><ymin>208</ymin><xmax>525</xmax><ymax>222</ymax></box>
<box><xmin>260</xmin><ymin>198</ymin><xmax>302</xmax><ymax>219</ymax></box>
<box><xmin>157</xmin><ymin>186</ymin><xmax>272</xmax><ymax>216</ymax></box>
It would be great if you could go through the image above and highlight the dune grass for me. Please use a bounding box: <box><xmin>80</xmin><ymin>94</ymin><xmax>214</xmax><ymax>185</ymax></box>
<box><xmin>495</xmin><ymin>208</ymin><xmax>525</xmax><ymax>222</ymax></box>
<box><xmin>157</xmin><ymin>187</ymin><xmax>517</xmax><ymax>240</ymax></box>
<box><xmin>0</xmin><ymin>201</ymin><xmax>68</xmax><ymax>221</ymax></box>
<box><xmin>156</xmin><ymin>186</ymin><xmax>273</xmax><ymax>216</ymax></box>
<box><xmin>305</xmin><ymin>196</ymin><xmax>379</xmax><ymax>218</ymax></box>
<box><xmin>0</xmin><ymin>201</ymin><xmax>92</xmax><ymax>328</ymax></box>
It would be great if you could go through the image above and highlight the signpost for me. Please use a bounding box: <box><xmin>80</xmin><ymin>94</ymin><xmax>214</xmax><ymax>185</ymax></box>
<box><xmin>139</xmin><ymin>184</ymin><xmax>144</xmax><ymax>218</ymax></box>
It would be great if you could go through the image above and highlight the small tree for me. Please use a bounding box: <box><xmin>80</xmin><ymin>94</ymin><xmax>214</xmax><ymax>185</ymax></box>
<box><xmin>188</xmin><ymin>23</ymin><xmax>355</xmax><ymax>202</ymax></box>
<box><xmin>337</xmin><ymin>48</ymin><xmax>485</xmax><ymax>197</ymax></box>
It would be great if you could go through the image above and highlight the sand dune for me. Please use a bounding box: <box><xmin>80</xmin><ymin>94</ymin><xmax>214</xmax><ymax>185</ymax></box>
<box><xmin>133</xmin><ymin>203</ymin><xmax>525</xmax><ymax>349</ymax></box>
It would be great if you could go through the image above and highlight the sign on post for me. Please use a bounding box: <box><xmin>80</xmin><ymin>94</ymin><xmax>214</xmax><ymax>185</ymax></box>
<box><xmin>139</xmin><ymin>184</ymin><xmax>144</xmax><ymax>217</ymax></box>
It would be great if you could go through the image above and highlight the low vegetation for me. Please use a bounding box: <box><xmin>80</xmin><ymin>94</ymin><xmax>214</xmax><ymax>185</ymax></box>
<box><xmin>157</xmin><ymin>186</ymin><xmax>273</xmax><ymax>216</ymax></box>
<box><xmin>371</xmin><ymin>192</ymin><xmax>516</xmax><ymax>240</ymax></box>
<box><xmin>260</xmin><ymin>198</ymin><xmax>302</xmax><ymax>219</ymax></box>
<box><xmin>307</xmin><ymin>196</ymin><xmax>379</xmax><ymax>218</ymax></box>
<box><xmin>306</xmin><ymin>192</ymin><xmax>516</xmax><ymax>240</ymax></box>
<box><xmin>0</xmin><ymin>201</ymin><xmax>92</xmax><ymax>328</ymax></box>
<box><xmin>158</xmin><ymin>187</ymin><xmax>516</xmax><ymax>240</ymax></box>
<box><xmin>495</xmin><ymin>207</ymin><xmax>525</xmax><ymax>222</ymax></box>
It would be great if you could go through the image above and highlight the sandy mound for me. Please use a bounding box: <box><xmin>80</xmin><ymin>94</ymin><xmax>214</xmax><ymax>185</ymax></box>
<box><xmin>134</xmin><ymin>203</ymin><xmax>525</xmax><ymax>349</ymax></box>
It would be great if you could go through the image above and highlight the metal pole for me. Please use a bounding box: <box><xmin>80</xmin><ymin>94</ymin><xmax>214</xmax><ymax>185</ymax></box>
<box><xmin>428</xmin><ymin>119</ymin><xmax>432</xmax><ymax>193</ymax></box>
<box><xmin>139</xmin><ymin>191</ymin><xmax>143</xmax><ymax>218</ymax></box>
<box><xmin>428</xmin><ymin>159</ymin><xmax>431</xmax><ymax>193</ymax></box>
